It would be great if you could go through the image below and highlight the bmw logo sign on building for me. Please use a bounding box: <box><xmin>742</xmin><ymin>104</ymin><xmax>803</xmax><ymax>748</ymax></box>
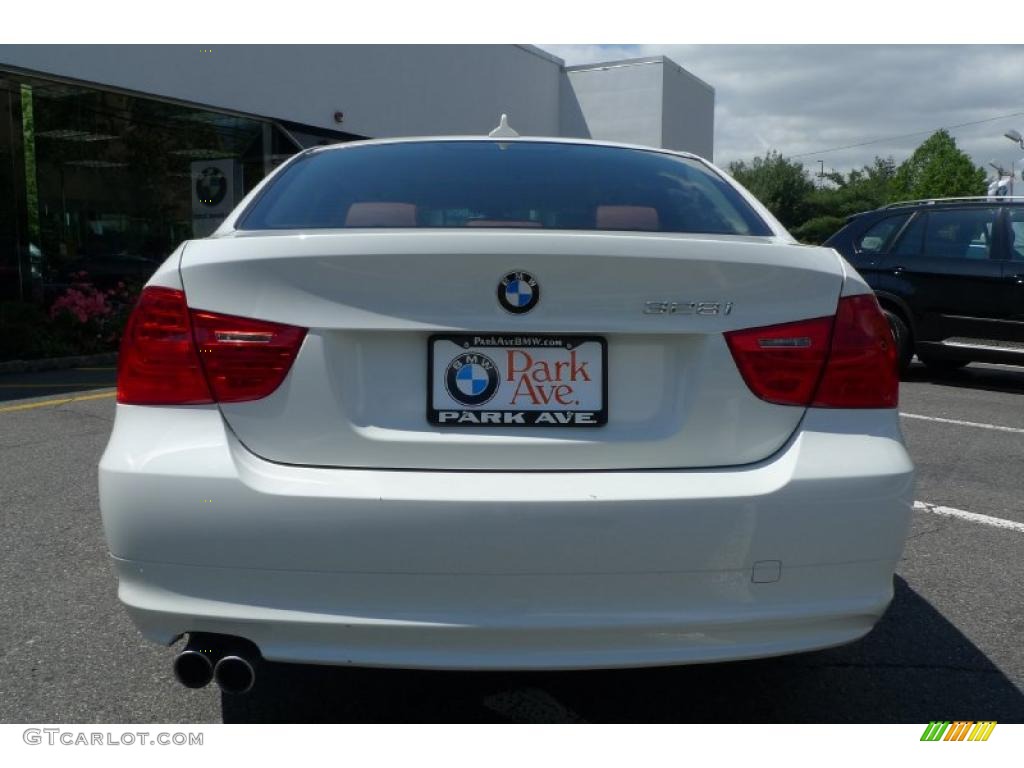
<box><xmin>445</xmin><ymin>352</ymin><xmax>500</xmax><ymax>407</ymax></box>
<box><xmin>190</xmin><ymin>158</ymin><xmax>239</xmax><ymax>238</ymax></box>
<box><xmin>498</xmin><ymin>271</ymin><xmax>540</xmax><ymax>314</ymax></box>
<box><xmin>195</xmin><ymin>166</ymin><xmax>228</xmax><ymax>207</ymax></box>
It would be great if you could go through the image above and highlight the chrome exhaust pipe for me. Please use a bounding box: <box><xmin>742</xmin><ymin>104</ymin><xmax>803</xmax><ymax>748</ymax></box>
<box><xmin>213</xmin><ymin>654</ymin><xmax>256</xmax><ymax>695</ymax></box>
<box><xmin>172</xmin><ymin>636</ymin><xmax>216</xmax><ymax>689</ymax></box>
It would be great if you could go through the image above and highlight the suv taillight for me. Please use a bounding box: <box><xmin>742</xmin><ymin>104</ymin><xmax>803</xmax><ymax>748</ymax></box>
<box><xmin>725</xmin><ymin>293</ymin><xmax>897</xmax><ymax>409</ymax></box>
<box><xmin>117</xmin><ymin>286</ymin><xmax>307</xmax><ymax>405</ymax></box>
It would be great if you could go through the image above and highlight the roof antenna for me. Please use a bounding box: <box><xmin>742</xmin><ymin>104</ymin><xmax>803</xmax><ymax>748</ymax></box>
<box><xmin>488</xmin><ymin>114</ymin><xmax>519</xmax><ymax>138</ymax></box>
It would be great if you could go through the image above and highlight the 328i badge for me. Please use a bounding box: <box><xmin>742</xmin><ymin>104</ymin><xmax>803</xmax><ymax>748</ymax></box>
<box><xmin>428</xmin><ymin>334</ymin><xmax>608</xmax><ymax>426</ymax></box>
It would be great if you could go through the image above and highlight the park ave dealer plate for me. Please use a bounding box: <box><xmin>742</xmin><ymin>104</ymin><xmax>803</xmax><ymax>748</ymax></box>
<box><xmin>428</xmin><ymin>334</ymin><xmax>607</xmax><ymax>427</ymax></box>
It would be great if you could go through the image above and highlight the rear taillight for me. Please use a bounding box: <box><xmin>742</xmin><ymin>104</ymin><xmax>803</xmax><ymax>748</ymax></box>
<box><xmin>117</xmin><ymin>286</ymin><xmax>306</xmax><ymax>405</ymax></box>
<box><xmin>117</xmin><ymin>287</ymin><xmax>213</xmax><ymax>405</ymax></box>
<box><xmin>190</xmin><ymin>309</ymin><xmax>307</xmax><ymax>402</ymax></box>
<box><xmin>812</xmin><ymin>294</ymin><xmax>898</xmax><ymax>408</ymax></box>
<box><xmin>724</xmin><ymin>314</ymin><xmax>834</xmax><ymax>407</ymax></box>
<box><xmin>725</xmin><ymin>293</ymin><xmax>897</xmax><ymax>409</ymax></box>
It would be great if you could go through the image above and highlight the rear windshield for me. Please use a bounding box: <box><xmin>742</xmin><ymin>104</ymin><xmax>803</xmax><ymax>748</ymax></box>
<box><xmin>238</xmin><ymin>141</ymin><xmax>772</xmax><ymax>236</ymax></box>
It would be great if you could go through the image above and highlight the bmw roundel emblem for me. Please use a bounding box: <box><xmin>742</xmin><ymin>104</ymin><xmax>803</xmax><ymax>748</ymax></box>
<box><xmin>445</xmin><ymin>352</ymin><xmax>500</xmax><ymax>406</ymax></box>
<box><xmin>498</xmin><ymin>271</ymin><xmax>540</xmax><ymax>314</ymax></box>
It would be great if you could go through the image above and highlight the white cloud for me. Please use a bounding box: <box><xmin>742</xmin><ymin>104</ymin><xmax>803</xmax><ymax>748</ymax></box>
<box><xmin>542</xmin><ymin>44</ymin><xmax>1024</xmax><ymax>176</ymax></box>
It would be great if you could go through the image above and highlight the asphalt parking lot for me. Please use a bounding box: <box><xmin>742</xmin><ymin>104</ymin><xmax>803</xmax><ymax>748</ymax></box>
<box><xmin>0</xmin><ymin>362</ymin><xmax>1022</xmax><ymax>723</ymax></box>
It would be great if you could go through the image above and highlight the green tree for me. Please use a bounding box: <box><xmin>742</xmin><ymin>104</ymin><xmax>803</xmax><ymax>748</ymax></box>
<box><xmin>892</xmin><ymin>130</ymin><xmax>986</xmax><ymax>201</ymax></box>
<box><xmin>727</xmin><ymin>151</ymin><xmax>815</xmax><ymax>229</ymax></box>
<box><xmin>809</xmin><ymin>156</ymin><xmax>899</xmax><ymax>217</ymax></box>
<box><xmin>20</xmin><ymin>85</ymin><xmax>40</xmax><ymax>248</ymax></box>
<box><xmin>791</xmin><ymin>156</ymin><xmax>901</xmax><ymax>243</ymax></box>
<box><xmin>727</xmin><ymin>132</ymin><xmax>988</xmax><ymax>244</ymax></box>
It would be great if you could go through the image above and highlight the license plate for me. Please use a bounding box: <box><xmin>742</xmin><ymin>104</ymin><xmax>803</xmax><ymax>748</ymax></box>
<box><xmin>428</xmin><ymin>334</ymin><xmax>607</xmax><ymax>427</ymax></box>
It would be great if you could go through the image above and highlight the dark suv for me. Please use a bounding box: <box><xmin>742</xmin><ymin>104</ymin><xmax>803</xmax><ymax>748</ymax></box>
<box><xmin>824</xmin><ymin>198</ymin><xmax>1024</xmax><ymax>374</ymax></box>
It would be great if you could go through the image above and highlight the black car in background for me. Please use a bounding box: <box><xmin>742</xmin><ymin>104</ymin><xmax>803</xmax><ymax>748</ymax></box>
<box><xmin>824</xmin><ymin>198</ymin><xmax>1024</xmax><ymax>374</ymax></box>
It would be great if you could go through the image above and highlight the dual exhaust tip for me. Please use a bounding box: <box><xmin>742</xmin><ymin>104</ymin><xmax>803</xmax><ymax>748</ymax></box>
<box><xmin>173</xmin><ymin>634</ymin><xmax>259</xmax><ymax>694</ymax></box>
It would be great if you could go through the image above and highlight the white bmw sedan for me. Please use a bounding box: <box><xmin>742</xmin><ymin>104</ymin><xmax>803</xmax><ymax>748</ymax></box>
<box><xmin>99</xmin><ymin>136</ymin><xmax>913</xmax><ymax>693</ymax></box>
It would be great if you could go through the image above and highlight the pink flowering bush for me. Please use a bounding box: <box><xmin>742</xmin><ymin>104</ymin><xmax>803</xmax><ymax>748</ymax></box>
<box><xmin>46</xmin><ymin>273</ymin><xmax>138</xmax><ymax>355</ymax></box>
<box><xmin>49</xmin><ymin>284</ymin><xmax>112</xmax><ymax>323</ymax></box>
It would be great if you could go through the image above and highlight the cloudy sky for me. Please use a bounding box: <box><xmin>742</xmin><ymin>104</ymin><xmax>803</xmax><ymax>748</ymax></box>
<box><xmin>542</xmin><ymin>45</ymin><xmax>1024</xmax><ymax>178</ymax></box>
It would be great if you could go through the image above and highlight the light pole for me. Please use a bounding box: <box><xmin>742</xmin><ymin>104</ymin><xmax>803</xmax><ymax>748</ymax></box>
<box><xmin>1000</xmin><ymin>130</ymin><xmax>1024</xmax><ymax>196</ymax></box>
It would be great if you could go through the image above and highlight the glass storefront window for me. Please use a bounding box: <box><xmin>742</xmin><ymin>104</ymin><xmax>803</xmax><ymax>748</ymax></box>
<box><xmin>0</xmin><ymin>72</ymin><xmax>309</xmax><ymax>305</ymax></box>
<box><xmin>0</xmin><ymin>70</ymin><xmax>361</xmax><ymax>360</ymax></box>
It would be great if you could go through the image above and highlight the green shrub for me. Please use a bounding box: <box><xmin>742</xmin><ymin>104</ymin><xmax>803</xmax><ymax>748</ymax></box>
<box><xmin>791</xmin><ymin>215</ymin><xmax>846</xmax><ymax>246</ymax></box>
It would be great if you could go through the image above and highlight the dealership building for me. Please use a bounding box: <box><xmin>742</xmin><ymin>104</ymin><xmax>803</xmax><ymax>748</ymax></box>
<box><xmin>0</xmin><ymin>45</ymin><xmax>714</xmax><ymax>307</ymax></box>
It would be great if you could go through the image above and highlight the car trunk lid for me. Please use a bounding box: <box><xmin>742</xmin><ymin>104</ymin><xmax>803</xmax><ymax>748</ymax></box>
<box><xmin>179</xmin><ymin>230</ymin><xmax>843</xmax><ymax>471</ymax></box>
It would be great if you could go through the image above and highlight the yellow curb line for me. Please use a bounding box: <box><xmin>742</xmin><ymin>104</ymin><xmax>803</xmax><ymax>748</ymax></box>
<box><xmin>0</xmin><ymin>390</ymin><xmax>116</xmax><ymax>414</ymax></box>
<box><xmin>0</xmin><ymin>383</ymin><xmax>114</xmax><ymax>388</ymax></box>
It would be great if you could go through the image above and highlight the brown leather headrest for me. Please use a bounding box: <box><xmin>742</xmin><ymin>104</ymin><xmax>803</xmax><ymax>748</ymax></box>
<box><xmin>345</xmin><ymin>202</ymin><xmax>417</xmax><ymax>227</ymax></box>
<box><xmin>595</xmin><ymin>205</ymin><xmax>659</xmax><ymax>231</ymax></box>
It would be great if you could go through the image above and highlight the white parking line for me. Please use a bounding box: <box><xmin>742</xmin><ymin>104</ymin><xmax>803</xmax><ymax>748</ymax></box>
<box><xmin>914</xmin><ymin>501</ymin><xmax>1024</xmax><ymax>533</ymax></box>
<box><xmin>900</xmin><ymin>412</ymin><xmax>1024</xmax><ymax>434</ymax></box>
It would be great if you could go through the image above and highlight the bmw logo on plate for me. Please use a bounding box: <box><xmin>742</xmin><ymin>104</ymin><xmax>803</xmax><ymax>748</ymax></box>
<box><xmin>498</xmin><ymin>271</ymin><xmax>540</xmax><ymax>314</ymax></box>
<box><xmin>445</xmin><ymin>352</ymin><xmax>500</xmax><ymax>407</ymax></box>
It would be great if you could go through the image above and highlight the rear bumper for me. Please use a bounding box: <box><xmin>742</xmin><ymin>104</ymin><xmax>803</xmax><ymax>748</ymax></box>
<box><xmin>99</xmin><ymin>406</ymin><xmax>914</xmax><ymax>670</ymax></box>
